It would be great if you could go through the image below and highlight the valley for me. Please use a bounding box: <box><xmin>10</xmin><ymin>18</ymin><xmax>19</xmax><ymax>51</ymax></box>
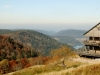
<box><xmin>36</xmin><ymin>29</ymin><xmax>86</xmax><ymax>47</ymax></box>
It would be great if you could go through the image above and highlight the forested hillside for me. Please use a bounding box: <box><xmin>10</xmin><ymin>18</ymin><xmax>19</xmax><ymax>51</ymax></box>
<box><xmin>0</xmin><ymin>29</ymin><xmax>85</xmax><ymax>47</ymax></box>
<box><xmin>0</xmin><ymin>35</ymin><xmax>38</xmax><ymax>60</ymax></box>
<box><xmin>0</xmin><ymin>30</ymin><xmax>73</xmax><ymax>55</ymax></box>
<box><xmin>0</xmin><ymin>35</ymin><xmax>40</xmax><ymax>74</ymax></box>
<box><xmin>0</xmin><ymin>32</ymin><xmax>75</xmax><ymax>74</ymax></box>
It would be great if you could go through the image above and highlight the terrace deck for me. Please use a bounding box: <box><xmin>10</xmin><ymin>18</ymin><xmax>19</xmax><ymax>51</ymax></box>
<box><xmin>77</xmin><ymin>52</ymin><xmax>100</xmax><ymax>58</ymax></box>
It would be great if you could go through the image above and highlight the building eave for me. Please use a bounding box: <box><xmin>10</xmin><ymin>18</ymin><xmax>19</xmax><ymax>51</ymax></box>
<box><xmin>84</xmin><ymin>22</ymin><xmax>100</xmax><ymax>35</ymax></box>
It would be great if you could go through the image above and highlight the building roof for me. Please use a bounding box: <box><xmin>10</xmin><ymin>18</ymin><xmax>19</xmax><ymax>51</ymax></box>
<box><xmin>84</xmin><ymin>22</ymin><xmax>100</xmax><ymax>35</ymax></box>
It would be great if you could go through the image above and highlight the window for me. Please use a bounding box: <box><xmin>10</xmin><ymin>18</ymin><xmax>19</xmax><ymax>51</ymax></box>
<box><xmin>90</xmin><ymin>46</ymin><xmax>93</xmax><ymax>50</ymax></box>
<box><xmin>98</xmin><ymin>27</ymin><xmax>100</xmax><ymax>30</ymax></box>
<box><xmin>89</xmin><ymin>37</ymin><xmax>93</xmax><ymax>40</ymax></box>
<box><xmin>94</xmin><ymin>37</ymin><xmax>99</xmax><ymax>41</ymax></box>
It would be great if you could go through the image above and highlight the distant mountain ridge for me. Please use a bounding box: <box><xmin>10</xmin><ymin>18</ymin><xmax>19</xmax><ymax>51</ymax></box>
<box><xmin>54</xmin><ymin>29</ymin><xmax>86</xmax><ymax>38</ymax></box>
<box><xmin>34</xmin><ymin>29</ymin><xmax>56</xmax><ymax>36</ymax></box>
<box><xmin>52</xmin><ymin>36</ymin><xmax>82</xmax><ymax>46</ymax></box>
<box><xmin>50</xmin><ymin>29</ymin><xmax>86</xmax><ymax>47</ymax></box>
<box><xmin>0</xmin><ymin>29</ymin><xmax>12</xmax><ymax>34</ymax></box>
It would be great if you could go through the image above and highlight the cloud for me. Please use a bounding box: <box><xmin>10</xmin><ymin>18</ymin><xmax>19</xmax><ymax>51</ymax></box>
<box><xmin>3</xmin><ymin>5</ymin><xmax>12</xmax><ymax>9</ymax></box>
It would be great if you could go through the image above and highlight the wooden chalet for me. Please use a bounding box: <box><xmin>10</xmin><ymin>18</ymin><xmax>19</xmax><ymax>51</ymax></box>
<box><xmin>79</xmin><ymin>22</ymin><xmax>100</xmax><ymax>58</ymax></box>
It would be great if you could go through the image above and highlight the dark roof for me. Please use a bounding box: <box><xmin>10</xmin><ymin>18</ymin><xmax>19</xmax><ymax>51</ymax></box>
<box><xmin>84</xmin><ymin>22</ymin><xmax>100</xmax><ymax>35</ymax></box>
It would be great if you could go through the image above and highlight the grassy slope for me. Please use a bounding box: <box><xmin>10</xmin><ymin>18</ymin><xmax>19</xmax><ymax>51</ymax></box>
<box><xmin>6</xmin><ymin>59</ymin><xmax>82</xmax><ymax>75</ymax></box>
<box><xmin>6</xmin><ymin>58</ymin><xmax>100</xmax><ymax>75</ymax></box>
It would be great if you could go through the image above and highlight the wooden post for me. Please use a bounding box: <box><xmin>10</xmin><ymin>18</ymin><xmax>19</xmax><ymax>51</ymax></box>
<box><xmin>93</xmin><ymin>37</ymin><xmax>94</xmax><ymax>42</ymax></box>
<box><xmin>93</xmin><ymin>46</ymin><xmax>96</xmax><ymax>54</ymax></box>
<box><xmin>85</xmin><ymin>46</ymin><xmax>88</xmax><ymax>52</ymax></box>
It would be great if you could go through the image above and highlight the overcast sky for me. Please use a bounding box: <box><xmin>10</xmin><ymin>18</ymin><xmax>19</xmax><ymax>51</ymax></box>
<box><xmin>0</xmin><ymin>0</ymin><xmax>100</xmax><ymax>31</ymax></box>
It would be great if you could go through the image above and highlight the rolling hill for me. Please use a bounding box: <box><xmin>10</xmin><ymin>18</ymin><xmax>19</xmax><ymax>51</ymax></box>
<box><xmin>0</xmin><ymin>30</ymin><xmax>73</xmax><ymax>55</ymax></box>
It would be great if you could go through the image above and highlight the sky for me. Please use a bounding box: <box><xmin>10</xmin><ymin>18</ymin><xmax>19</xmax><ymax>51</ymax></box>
<box><xmin>0</xmin><ymin>0</ymin><xmax>100</xmax><ymax>31</ymax></box>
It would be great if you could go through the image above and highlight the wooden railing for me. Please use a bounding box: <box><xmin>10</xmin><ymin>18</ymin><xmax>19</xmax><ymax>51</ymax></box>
<box><xmin>83</xmin><ymin>40</ymin><xmax>100</xmax><ymax>46</ymax></box>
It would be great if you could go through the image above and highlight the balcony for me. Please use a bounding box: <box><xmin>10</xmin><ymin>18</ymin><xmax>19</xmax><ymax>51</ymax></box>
<box><xmin>84</xmin><ymin>40</ymin><xmax>100</xmax><ymax>46</ymax></box>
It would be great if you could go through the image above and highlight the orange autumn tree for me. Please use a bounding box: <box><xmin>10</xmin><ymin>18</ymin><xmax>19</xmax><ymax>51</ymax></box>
<box><xmin>50</xmin><ymin>46</ymin><xmax>77</xmax><ymax>68</ymax></box>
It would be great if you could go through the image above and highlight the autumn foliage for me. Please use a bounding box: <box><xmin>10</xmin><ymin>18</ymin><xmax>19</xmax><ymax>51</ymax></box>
<box><xmin>0</xmin><ymin>35</ymin><xmax>39</xmax><ymax>60</ymax></box>
<box><xmin>0</xmin><ymin>35</ymin><xmax>39</xmax><ymax>74</ymax></box>
<box><xmin>0</xmin><ymin>35</ymin><xmax>76</xmax><ymax>74</ymax></box>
